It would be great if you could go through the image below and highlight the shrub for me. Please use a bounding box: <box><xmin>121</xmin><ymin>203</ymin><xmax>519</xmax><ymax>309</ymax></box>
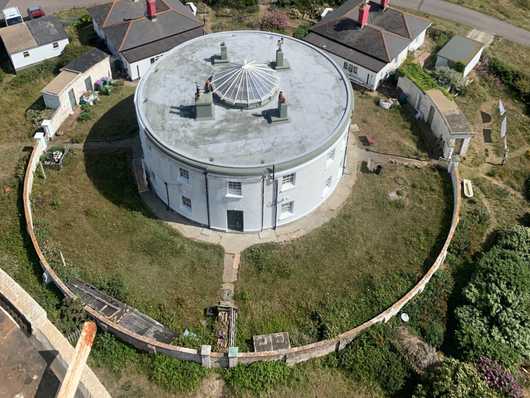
<box><xmin>260</xmin><ymin>10</ymin><xmax>289</xmax><ymax>32</ymax></box>
<box><xmin>91</xmin><ymin>332</ymin><xmax>140</xmax><ymax>373</ymax></box>
<box><xmin>413</xmin><ymin>358</ymin><xmax>497</xmax><ymax>398</ymax></box>
<box><xmin>335</xmin><ymin>327</ymin><xmax>411</xmax><ymax>394</ymax></box>
<box><xmin>224</xmin><ymin>361</ymin><xmax>305</xmax><ymax>395</ymax></box>
<box><xmin>454</xmin><ymin>226</ymin><xmax>530</xmax><ymax>368</ymax></box>
<box><xmin>476</xmin><ymin>357</ymin><xmax>524</xmax><ymax>398</ymax></box>
<box><xmin>56</xmin><ymin>298</ymin><xmax>87</xmax><ymax>336</ymax></box>
<box><xmin>488</xmin><ymin>56</ymin><xmax>530</xmax><ymax>109</ymax></box>
<box><xmin>149</xmin><ymin>354</ymin><xmax>207</xmax><ymax>393</ymax></box>
<box><xmin>293</xmin><ymin>23</ymin><xmax>309</xmax><ymax>39</ymax></box>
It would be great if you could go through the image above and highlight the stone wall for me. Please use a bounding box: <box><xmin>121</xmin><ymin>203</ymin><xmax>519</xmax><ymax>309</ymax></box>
<box><xmin>22</xmin><ymin>137</ymin><xmax>462</xmax><ymax>368</ymax></box>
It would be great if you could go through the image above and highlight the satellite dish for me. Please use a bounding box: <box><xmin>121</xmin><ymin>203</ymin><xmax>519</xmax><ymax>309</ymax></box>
<box><xmin>400</xmin><ymin>312</ymin><xmax>410</xmax><ymax>322</ymax></box>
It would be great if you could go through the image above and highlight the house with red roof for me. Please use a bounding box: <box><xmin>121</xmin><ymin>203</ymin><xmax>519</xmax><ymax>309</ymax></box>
<box><xmin>88</xmin><ymin>0</ymin><xmax>204</xmax><ymax>80</ymax></box>
<box><xmin>304</xmin><ymin>0</ymin><xmax>431</xmax><ymax>90</ymax></box>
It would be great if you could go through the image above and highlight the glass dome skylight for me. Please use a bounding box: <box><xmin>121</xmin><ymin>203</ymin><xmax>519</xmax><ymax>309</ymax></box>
<box><xmin>212</xmin><ymin>61</ymin><xmax>279</xmax><ymax>108</ymax></box>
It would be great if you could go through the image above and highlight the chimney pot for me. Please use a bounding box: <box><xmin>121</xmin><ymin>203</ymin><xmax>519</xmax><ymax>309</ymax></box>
<box><xmin>358</xmin><ymin>1</ymin><xmax>370</xmax><ymax>28</ymax></box>
<box><xmin>147</xmin><ymin>0</ymin><xmax>157</xmax><ymax>19</ymax></box>
<box><xmin>381</xmin><ymin>0</ymin><xmax>390</xmax><ymax>9</ymax></box>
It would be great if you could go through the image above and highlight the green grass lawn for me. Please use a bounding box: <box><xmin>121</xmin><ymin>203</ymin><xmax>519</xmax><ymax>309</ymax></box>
<box><xmin>354</xmin><ymin>92</ymin><xmax>431</xmax><ymax>158</ymax></box>
<box><xmin>60</xmin><ymin>84</ymin><xmax>138</xmax><ymax>141</ymax></box>
<box><xmin>236</xmin><ymin>165</ymin><xmax>452</xmax><ymax>350</ymax></box>
<box><xmin>32</xmin><ymin>151</ymin><xmax>224</xmax><ymax>342</ymax></box>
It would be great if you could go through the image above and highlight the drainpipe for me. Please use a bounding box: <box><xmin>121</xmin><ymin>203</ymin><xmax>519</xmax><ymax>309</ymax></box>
<box><xmin>272</xmin><ymin>165</ymin><xmax>279</xmax><ymax>230</ymax></box>
<box><xmin>164</xmin><ymin>182</ymin><xmax>170</xmax><ymax>210</ymax></box>
<box><xmin>204</xmin><ymin>171</ymin><xmax>211</xmax><ymax>228</ymax></box>
<box><xmin>261</xmin><ymin>175</ymin><xmax>265</xmax><ymax>231</ymax></box>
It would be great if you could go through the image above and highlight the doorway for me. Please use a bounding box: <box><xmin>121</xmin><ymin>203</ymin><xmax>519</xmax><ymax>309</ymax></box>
<box><xmin>227</xmin><ymin>210</ymin><xmax>244</xmax><ymax>232</ymax></box>
<box><xmin>84</xmin><ymin>76</ymin><xmax>93</xmax><ymax>92</ymax></box>
<box><xmin>68</xmin><ymin>88</ymin><xmax>76</xmax><ymax>110</ymax></box>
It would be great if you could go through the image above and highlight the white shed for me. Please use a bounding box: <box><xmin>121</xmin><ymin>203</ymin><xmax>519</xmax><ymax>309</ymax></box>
<box><xmin>435</xmin><ymin>36</ymin><xmax>484</xmax><ymax>78</ymax></box>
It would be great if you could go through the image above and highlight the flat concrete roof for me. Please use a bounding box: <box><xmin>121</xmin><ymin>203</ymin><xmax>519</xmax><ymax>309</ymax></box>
<box><xmin>136</xmin><ymin>31</ymin><xmax>352</xmax><ymax>171</ymax></box>
<box><xmin>437</xmin><ymin>35</ymin><xmax>483</xmax><ymax>65</ymax></box>
<box><xmin>0</xmin><ymin>23</ymin><xmax>37</xmax><ymax>54</ymax></box>
<box><xmin>42</xmin><ymin>70</ymin><xmax>79</xmax><ymax>96</ymax></box>
<box><xmin>426</xmin><ymin>89</ymin><xmax>472</xmax><ymax>134</ymax></box>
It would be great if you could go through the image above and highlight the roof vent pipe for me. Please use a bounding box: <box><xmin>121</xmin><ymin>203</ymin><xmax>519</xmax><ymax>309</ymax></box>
<box><xmin>358</xmin><ymin>1</ymin><xmax>370</xmax><ymax>28</ymax></box>
<box><xmin>147</xmin><ymin>0</ymin><xmax>157</xmax><ymax>20</ymax></box>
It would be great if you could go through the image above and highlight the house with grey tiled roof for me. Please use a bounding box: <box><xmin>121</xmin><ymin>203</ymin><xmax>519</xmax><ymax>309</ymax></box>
<box><xmin>0</xmin><ymin>16</ymin><xmax>69</xmax><ymax>72</ymax></box>
<box><xmin>304</xmin><ymin>0</ymin><xmax>430</xmax><ymax>90</ymax></box>
<box><xmin>88</xmin><ymin>0</ymin><xmax>204</xmax><ymax>80</ymax></box>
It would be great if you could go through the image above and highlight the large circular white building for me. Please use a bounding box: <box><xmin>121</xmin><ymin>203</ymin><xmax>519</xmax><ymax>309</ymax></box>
<box><xmin>135</xmin><ymin>31</ymin><xmax>353</xmax><ymax>232</ymax></box>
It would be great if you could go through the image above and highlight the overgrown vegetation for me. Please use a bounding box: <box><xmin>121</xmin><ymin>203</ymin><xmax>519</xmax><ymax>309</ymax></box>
<box><xmin>413</xmin><ymin>358</ymin><xmax>497</xmax><ymax>397</ymax></box>
<box><xmin>454</xmin><ymin>226</ymin><xmax>530</xmax><ymax>368</ymax></box>
<box><xmin>399</xmin><ymin>62</ymin><xmax>446</xmax><ymax>94</ymax></box>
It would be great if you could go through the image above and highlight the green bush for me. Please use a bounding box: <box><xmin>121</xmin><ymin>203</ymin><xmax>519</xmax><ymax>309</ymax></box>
<box><xmin>293</xmin><ymin>23</ymin><xmax>310</xmax><ymax>39</ymax></box>
<box><xmin>149</xmin><ymin>354</ymin><xmax>207</xmax><ymax>393</ymax></box>
<box><xmin>413</xmin><ymin>358</ymin><xmax>497</xmax><ymax>398</ymax></box>
<box><xmin>488</xmin><ymin>56</ymin><xmax>530</xmax><ymax>109</ymax></box>
<box><xmin>224</xmin><ymin>361</ymin><xmax>305</xmax><ymax>395</ymax></box>
<box><xmin>91</xmin><ymin>332</ymin><xmax>140</xmax><ymax>373</ymax></box>
<box><xmin>454</xmin><ymin>226</ymin><xmax>530</xmax><ymax>368</ymax></box>
<box><xmin>334</xmin><ymin>326</ymin><xmax>411</xmax><ymax>395</ymax></box>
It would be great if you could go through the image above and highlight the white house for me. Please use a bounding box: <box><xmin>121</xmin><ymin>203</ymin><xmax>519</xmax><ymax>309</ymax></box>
<box><xmin>0</xmin><ymin>16</ymin><xmax>68</xmax><ymax>71</ymax></box>
<box><xmin>40</xmin><ymin>49</ymin><xmax>112</xmax><ymax>138</ymax></box>
<box><xmin>88</xmin><ymin>0</ymin><xmax>204</xmax><ymax>80</ymax></box>
<box><xmin>435</xmin><ymin>35</ymin><xmax>484</xmax><ymax>78</ymax></box>
<box><xmin>304</xmin><ymin>0</ymin><xmax>431</xmax><ymax>90</ymax></box>
<box><xmin>135</xmin><ymin>32</ymin><xmax>353</xmax><ymax>232</ymax></box>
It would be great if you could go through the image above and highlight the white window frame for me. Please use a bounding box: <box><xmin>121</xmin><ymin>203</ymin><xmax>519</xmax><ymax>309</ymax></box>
<box><xmin>179</xmin><ymin>167</ymin><xmax>190</xmax><ymax>183</ymax></box>
<box><xmin>53</xmin><ymin>42</ymin><xmax>59</xmax><ymax>48</ymax></box>
<box><xmin>182</xmin><ymin>195</ymin><xmax>192</xmax><ymax>210</ymax></box>
<box><xmin>23</xmin><ymin>51</ymin><xmax>30</xmax><ymax>57</ymax></box>
<box><xmin>281</xmin><ymin>173</ymin><xmax>296</xmax><ymax>191</ymax></box>
<box><xmin>280</xmin><ymin>201</ymin><xmax>294</xmax><ymax>219</ymax></box>
<box><xmin>227</xmin><ymin>181</ymin><xmax>242</xmax><ymax>197</ymax></box>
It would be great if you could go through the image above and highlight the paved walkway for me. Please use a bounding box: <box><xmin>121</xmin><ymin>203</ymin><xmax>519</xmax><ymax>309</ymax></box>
<box><xmin>1</xmin><ymin>0</ymin><xmax>108</xmax><ymax>15</ymax></box>
<box><xmin>393</xmin><ymin>0</ymin><xmax>530</xmax><ymax>47</ymax></box>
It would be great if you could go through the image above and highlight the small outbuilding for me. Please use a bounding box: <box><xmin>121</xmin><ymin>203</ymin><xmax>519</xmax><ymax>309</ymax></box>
<box><xmin>435</xmin><ymin>36</ymin><xmax>484</xmax><ymax>78</ymax></box>
<box><xmin>40</xmin><ymin>48</ymin><xmax>112</xmax><ymax>137</ymax></box>
<box><xmin>0</xmin><ymin>16</ymin><xmax>69</xmax><ymax>71</ymax></box>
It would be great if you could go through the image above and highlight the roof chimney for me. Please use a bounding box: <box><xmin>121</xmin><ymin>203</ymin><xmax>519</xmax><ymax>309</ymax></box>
<box><xmin>381</xmin><ymin>0</ymin><xmax>390</xmax><ymax>9</ymax></box>
<box><xmin>358</xmin><ymin>1</ymin><xmax>370</xmax><ymax>28</ymax></box>
<box><xmin>147</xmin><ymin>0</ymin><xmax>157</xmax><ymax>20</ymax></box>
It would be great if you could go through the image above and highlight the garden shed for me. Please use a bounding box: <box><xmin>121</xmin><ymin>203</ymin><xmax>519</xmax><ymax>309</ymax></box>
<box><xmin>435</xmin><ymin>36</ymin><xmax>484</xmax><ymax>78</ymax></box>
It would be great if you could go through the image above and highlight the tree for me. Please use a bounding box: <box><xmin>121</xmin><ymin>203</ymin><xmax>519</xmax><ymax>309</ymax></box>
<box><xmin>454</xmin><ymin>227</ymin><xmax>530</xmax><ymax>368</ymax></box>
<box><xmin>413</xmin><ymin>359</ymin><xmax>497</xmax><ymax>398</ymax></box>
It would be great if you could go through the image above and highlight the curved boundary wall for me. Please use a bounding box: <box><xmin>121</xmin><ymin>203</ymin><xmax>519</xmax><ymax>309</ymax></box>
<box><xmin>22</xmin><ymin>136</ymin><xmax>462</xmax><ymax>368</ymax></box>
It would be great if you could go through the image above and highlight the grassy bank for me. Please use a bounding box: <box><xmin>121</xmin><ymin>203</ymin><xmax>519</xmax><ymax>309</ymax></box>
<box><xmin>236</xmin><ymin>165</ymin><xmax>452</xmax><ymax>350</ymax></box>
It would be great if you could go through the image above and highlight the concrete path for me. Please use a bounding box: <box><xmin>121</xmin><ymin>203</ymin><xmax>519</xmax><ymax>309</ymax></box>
<box><xmin>393</xmin><ymin>0</ymin><xmax>530</xmax><ymax>47</ymax></box>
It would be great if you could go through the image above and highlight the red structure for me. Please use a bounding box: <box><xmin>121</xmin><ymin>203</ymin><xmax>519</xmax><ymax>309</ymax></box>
<box><xmin>358</xmin><ymin>1</ymin><xmax>371</xmax><ymax>28</ymax></box>
<box><xmin>146</xmin><ymin>0</ymin><xmax>157</xmax><ymax>19</ymax></box>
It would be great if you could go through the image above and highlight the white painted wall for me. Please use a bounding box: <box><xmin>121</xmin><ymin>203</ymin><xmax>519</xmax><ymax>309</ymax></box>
<box><xmin>139</xmin><ymin>121</ymin><xmax>350</xmax><ymax>232</ymax></box>
<box><xmin>40</xmin><ymin>57</ymin><xmax>112</xmax><ymax>138</ymax></box>
<box><xmin>126</xmin><ymin>53</ymin><xmax>165</xmax><ymax>80</ymax></box>
<box><xmin>324</xmin><ymin>28</ymin><xmax>427</xmax><ymax>91</ymax></box>
<box><xmin>463</xmin><ymin>47</ymin><xmax>483</xmax><ymax>78</ymax></box>
<box><xmin>397</xmin><ymin>76</ymin><xmax>473</xmax><ymax>159</ymax></box>
<box><xmin>10</xmin><ymin>38</ymin><xmax>69</xmax><ymax>71</ymax></box>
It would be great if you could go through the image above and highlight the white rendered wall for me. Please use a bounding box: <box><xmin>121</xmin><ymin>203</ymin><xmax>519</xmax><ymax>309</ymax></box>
<box><xmin>139</xmin><ymin>121</ymin><xmax>350</xmax><ymax>232</ymax></box>
<box><xmin>324</xmin><ymin>28</ymin><xmax>426</xmax><ymax>91</ymax></box>
<box><xmin>10</xmin><ymin>38</ymin><xmax>69</xmax><ymax>71</ymax></box>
